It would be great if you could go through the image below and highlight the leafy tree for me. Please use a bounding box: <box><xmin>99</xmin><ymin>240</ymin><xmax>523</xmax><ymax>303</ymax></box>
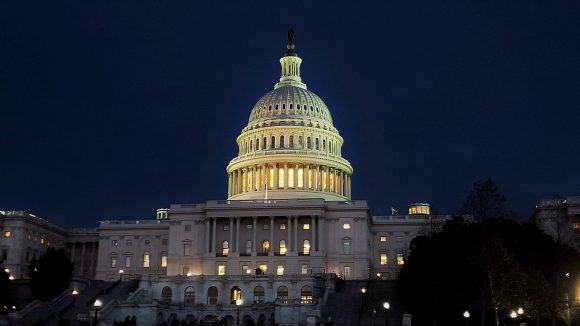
<box><xmin>28</xmin><ymin>248</ymin><xmax>73</xmax><ymax>301</ymax></box>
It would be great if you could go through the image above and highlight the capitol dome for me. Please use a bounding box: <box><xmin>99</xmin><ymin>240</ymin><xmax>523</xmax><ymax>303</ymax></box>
<box><xmin>226</xmin><ymin>30</ymin><xmax>353</xmax><ymax>201</ymax></box>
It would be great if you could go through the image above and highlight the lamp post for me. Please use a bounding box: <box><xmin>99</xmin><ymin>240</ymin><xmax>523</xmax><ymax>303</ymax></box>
<box><xmin>93</xmin><ymin>299</ymin><xmax>102</xmax><ymax>326</ymax></box>
<box><xmin>463</xmin><ymin>311</ymin><xmax>470</xmax><ymax>325</ymax></box>
<box><xmin>72</xmin><ymin>289</ymin><xmax>79</xmax><ymax>307</ymax></box>
<box><xmin>383</xmin><ymin>301</ymin><xmax>390</xmax><ymax>326</ymax></box>
<box><xmin>235</xmin><ymin>299</ymin><xmax>243</xmax><ymax>325</ymax></box>
<box><xmin>509</xmin><ymin>310</ymin><xmax>517</xmax><ymax>326</ymax></box>
<box><xmin>118</xmin><ymin>269</ymin><xmax>124</xmax><ymax>282</ymax></box>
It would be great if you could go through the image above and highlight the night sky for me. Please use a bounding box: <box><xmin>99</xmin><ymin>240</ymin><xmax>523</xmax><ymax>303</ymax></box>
<box><xmin>1</xmin><ymin>1</ymin><xmax>578</xmax><ymax>227</ymax></box>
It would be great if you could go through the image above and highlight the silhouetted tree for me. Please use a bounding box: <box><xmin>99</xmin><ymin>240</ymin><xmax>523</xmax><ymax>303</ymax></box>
<box><xmin>460</xmin><ymin>179</ymin><xmax>508</xmax><ymax>221</ymax></box>
<box><xmin>28</xmin><ymin>248</ymin><xmax>73</xmax><ymax>301</ymax></box>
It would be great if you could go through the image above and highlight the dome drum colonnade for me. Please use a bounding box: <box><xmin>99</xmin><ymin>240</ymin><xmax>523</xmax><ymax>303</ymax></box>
<box><xmin>226</xmin><ymin>30</ymin><xmax>353</xmax><ymax>201</ymax></box>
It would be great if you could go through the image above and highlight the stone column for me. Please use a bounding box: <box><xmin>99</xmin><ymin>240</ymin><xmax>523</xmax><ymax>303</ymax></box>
<box><xmin>88</xmin><ymin>243</ymin><xmax>95</xmax><ymax>277</ymax></box>
<box><xmin>237</xmin><ymin>170</ymin><xmax>242</xmax><ymax>195</ymax></box>
<box><xmin>325</xmin><ymin>166</ymin><xmax>330</xmax><ymax>193</ymax></box>
<box><xmin>294</xmin><ymin>216</ymin><xmax>298</xmax><ymax>252</ymax></box>
<box><xmin>294</xmin><ymin>164</ymin><xmax>299</xmax><ymax>189</ymax></box>
<box><xmin>80</xmin><ymin>242</ymin><xmax>86</xmax><ymax>274</ymax></box>
<box><xmin>236</xmin><ymin>217</ymin><xmax>240</xmax><ymax>253</ymax></box>
<box><xmin>283</xmin><ymin>163</ymin><xmax>288</xmax><ymax>189</ymax></box>
<box><xmin>269</xmin><ymin>216</ymin><xmax>274</xmax><ymax>254</ymax></box>
<box><xmin>206</xmin><ymin>219</ymin><xmax>211</xmax><ymax>252</ymax></box>
<box><xmin>229</xmin><ymin>217</ymin><xmax>234</xmax><ymax>254</ymax></box>
<box><xmin>273</xmin><ymin>164</ymin><xmax>279</xmax><ymax>190</ymax></box>
<box><xmin>311</xmin><ymin>216</ymin><xmax>316</xmax><ymax>252</ymax></box>
<box><xmin>71</xmin><ymin>243</ymin><xmax>76</xmax><ymax>274</ymax></box>
<box><xmin>252</xmin><ymin>217</ymin><xmax>257</xmax><ymax>253</ymax></box>
<box><xmin>287</xmin><ymin>216</ymin><xmax>291</xmax><ymax>252</ymax></box>
<box><xmin>242</xmin><ymin>168</ymin><xmax>247</xmax><ymax>193</ymax></box>
<box><xmin>212</xmin><ymin>218</ymin><xmax>217</xmax><ymax>253</ymax></box>
<box><xmin>319</xmin><ymin>217</ymin><xmax>325</xmax><ymax>253</ymax></box>
<box><xmin>303</xmin><ymin>164</ymin><xmax>309</xmax><ymax>190</ymax></box>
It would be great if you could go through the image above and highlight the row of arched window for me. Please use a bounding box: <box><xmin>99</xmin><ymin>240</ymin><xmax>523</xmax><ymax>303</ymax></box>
<box><xmin>252</xmin><ymin>103</ymin><xmax>329</xmax><ymax>120</ymax></box>
<box><xmin>220</xmin><ymin>239</ymin><xmax>309</xmax><ymax>256</ymax></box>
<box><xmin>160</xmin><ymin>285</ymin><xmax>313</xmax><ymax>305</ymax></box>
<box><xmin>238</xmin><ymin>134</ymin><xmax>341</xmax><ymax>156</ymax></box>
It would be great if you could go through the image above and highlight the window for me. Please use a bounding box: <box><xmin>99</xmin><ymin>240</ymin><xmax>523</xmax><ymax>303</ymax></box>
<box><xmin>263</xmin><ymin>137</ymin><xmax>267</xmax><ymax>150</ymax></box>
<box><xmin>258</xmin><ymin>264</ymin><xmax>268</xmax><ymax>273</ymax></box>
<box><xmin>254</xmin><ymin>286</ymin><xmax>265</xmax><ymax>304</ymax></box>
<box><xmin>380</xmin><ymin>254</ymin><xmax>387</xmax><ymax>265</ymax></box>
<box><xmin>301</xmin><ymin>264</ymin><xmax>308</xmax><ymax>275</ymax></box>
<box><xmin>223</xmin><ymin>224</ymin><xmax>230</xmax><ymax>231</ymax></box>
<box><xmin>162</xmin><ymin>287</ymin><xmax>173</xmax><ymax>304</ymax></box>
<box><xmin>143</xmin><ymin>252</ymin><xmax>150</xmax><ymax>268</ymax></box>
<box><xmin>343</xmin><ymin>239</ymin><xmax>351</xmax><ymax>255</ymax></box>
<box><xmin>183</xmin><ymin>266</ymin><xmax>190</xmax><ymax>276</ymax></box>
<box><xmin>40</xmin><ymin>238</ymin><xmax>44</xmax><ymax>245</ymax></box>
<box><xmin>277</xmin><ymin>286</ymin><xmax>288</xmax><ymax>303</ymax></box>
<box><xmin>125</xmin><ymin>256</ymin><xmax>132</xmax><ymax>268</ymax></box>
<box><xmin>112</xmin><ymin>240</ymin><xmax>118</xmax><ymax>246</ymax></box>
<box><xmin>27</xmin><ymin>233</ymin><xmax>31</xmax><ymax>240</ymax></box>
<box><xmin>280</xmin><ymin>224</ymin><xmax>286</xmax><ymax>230</ymax></box>
<box><xmin>307</xmin><ymin>137</ymin><xmax>312</xmax><ymax>149</ymax></box>
<box><xmin>185</xmin><ymin>225</ymin><xmax>192</xmax><ymax>232</ymax></box>
<box><xmin>262</xmin><ymin>240</ymin><xmax>270</xmax><ymax>253</ymax></box>
<box><xmin>289</xmin><ymin>135</ymin><xmax>294</xmax><ymax>148</ymax></box>
<box><xmin>280</xmin><ymin>135</ymin><xmax>285</xmax><ymax>148</ymax></box>
<box><xmin>207</xmin><ymin>286</ymin><xmax>218</xmax><ymax>304</ymax></box>
<box><xmin>397</xmin><ymin>253</ymin><xmax>405</xmax><ymax>265</ymax></box>
<box><xmin>3</xmin><ymin>231</ymin><xmax>10</xmax><ymax>238</ymax></box>
<box><xmin>242</xmin><ymin>265</ymin><xmax>250</xmax><ymax>275</ymax></box>
<box><xmin>218</xmin><ymin>265</ymin><xmax>226</xmax><ymax>275</ymax></box>
<box><xmin>303</xmin><ymin>240</ymin><xmax>311</xmax><ymax>255</ymax></box>
<box><xmin>183</xmin><ymin>242</ymin><xmax>191</xmax><ymax>256</ymax></box>
<box><xmin>271</xmin><ymin>136</ymin><xmax>275</xmax><ymax>149</ymax></box>
<box><xmin>245</xmin><ymin>240</ymin><xmax>252</xmax><ymax>254</ymax></box>
<box><xmin>161</xmin><ymin>254</ymin><xmax>167</xmax><ymax>268</ymax></box>
<box><xmin>276</xmin><ymin>264</ymin><xmax>284</xmax><ymax>276</ymax></box>
<box><xmin>279</xmin><ymin>240</ymin><xmax>287</xmax><ymax>255</ymax></box>
<box><xmin>380</xmin><ymin>236</ymin><xmax>387</xmax><ymax>242</ymax></box>
<box><xmin>184</xmin><ymin>286</ymin><xmax>195</xmax><ymax>305</ymax></box>
<box><xmin>110</xmin><ymin>255</ymin><xmax>117</xmax><ymax>268</ymax></box>
<box><xmin>263</xmin><ymin>224</ymin><xmax>270</xmax><ymax>230</ymax></box>
<box><xmin>344</xmin><ymin>266</ymin><xmax>351</xmax><ymax>278</ymax></box>
<box><xmin>343</xmin><ymin>223</ymin><xmax>351</xmax><ymax>230</ymax></box>
<box><xmin>297</xmin><ymin>168</ymin><xmax>304</xmax><ymax>188</ymax></box>
<box><xmin>246</xmin><ymin>224</ymin><xmax>253</xmax><ymax>230</ymax></box>
<box><xmin>300</xmin><ymin>286</ymin><xmax>313</xmax><ymax>304</ymax></box>
<box><xmin>126</xmin><ymin>240</ymin><xmax>133</xmax><ymax>246</ymax></box>
<box><xmin>222</xmin><ymin>241</ymin><xmax>229</xmax><ymax>256</ymax></box>
<box><xmin>303</xmin><ymin>223</ymin><xmax>310</xmax><ymax>230</ymax></box>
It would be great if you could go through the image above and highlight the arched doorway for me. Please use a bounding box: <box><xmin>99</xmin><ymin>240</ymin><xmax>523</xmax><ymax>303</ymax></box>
<box><xmin>230</xmin><ymin>286</ymin><xmax>242</xmax><ymax>304</ymax></box>
<box><xmin>207</xmin><ymin>286</ymin><xmax>218</xmax><ymax>304</ymax></box>
<box><xmin>161</xmin><ymin>286</ymin><xmax>172</xmax><ymax>304</ymax></box>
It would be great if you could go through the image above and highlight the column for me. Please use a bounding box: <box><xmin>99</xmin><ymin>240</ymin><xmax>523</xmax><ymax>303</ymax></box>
<box><xmin>242</xmin><ymin>168</ymin><xmax>247</xmax><ymax>193</ymax></box>
<box><xmin>311</xmin><ymin>216</ymin><xmax>316</xmax><ymax>252</ymax></box>
<box><xmin>237</xmin><ymin>170</ymin><xmax>242</xmax><ymax>195</ymax></box>
<box><xmin>319</xmin><ymin>217</ymin><xmax>325</xmax><ymax>253</ymax></box>
<box><xmin>269</xmin><ymin>216</ymin><xmax>274</xmax><ymax>254</ymax></box>
<box><xmin>229</xmin><ymin>217</ymin><xmax>234</xmax><ymax>254</ymax></box>
<box><xmin>206</xmin><ymin>219</ymin><xmax>211</xmax><ymax>252</ymax></box>
<box><xmin>303</xmin><ymin>164</ymin><xmax>309</xmax><ymax>190</ymax></box>
<box><xmin>252</xmin><ymin>217</ymin><xmax>257</xmax><ymax>253</ymax></box>
<box><xmin>71</xmin><ymin>243</ymin><xmax>76</xmax><ymax>274</ymax></box>
<box><xmin>236</xmin><ymin>217</ymin><xmax>240</xmax><ymax>253</ymax></box>
<box><xmin>80</xmin><ymin>242</ymin><xmax>86</xmax><ymax>274</ymax></box>
<box><xmin>228</xmin><ymin>173</ymin><xmax>231</xmax><ymax>197</ymax></box>
<box><xmin>273</xmin><ymin>164</ymin><xmax>279</xmax><ymax>190</ymax></box>
<box><xmin>283</xmin><ymin>163</ymin><xmax>288</xmax><ymax>190</ymax></box>
<box><xmin>294</xmin><ymin>164</ymin><xmax>299</xmax><ymax>189</ymax></box>
<box><xmin>212</xmin><ymin>218</ymin><xmax>217</xmax><ymax>253</ymax></box>
<box><xmin>294</xmin><ymin>216</ymin><xmax>298</xmax><ymax>252</ymax></box>
<box><xmin>287</xmin><ymin>216</ymin><xmax>291</xmax><ymax>252</ymax></box>
<box><xmin>88</xmin><ymin>243</ymin><xmax>95</xmax><ymax>276</ymax></box>
<box><xmin>325</xmin><ymin>166</ymin><xmax>330</xmax><ymax>193</ymax></box>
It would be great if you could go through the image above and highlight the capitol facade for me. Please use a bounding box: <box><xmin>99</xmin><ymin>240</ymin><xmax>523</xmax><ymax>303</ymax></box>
<box><xmin>1</xmin><ymin>31</ymin><xmax>452</xmax><ymax>326</ymax></box>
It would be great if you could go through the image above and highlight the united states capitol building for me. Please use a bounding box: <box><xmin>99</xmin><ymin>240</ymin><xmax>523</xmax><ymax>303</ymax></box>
<box><xmin>1</xmin><ymin>32</ymin><xmax>454</xmax><ymax>325</ymax></box>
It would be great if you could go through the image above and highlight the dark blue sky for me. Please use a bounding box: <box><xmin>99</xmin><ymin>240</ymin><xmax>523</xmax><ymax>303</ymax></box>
<box><xmin>1</xmin><ymin>1</ymin><xmax>578</xmax><ymax>227</ymax></box>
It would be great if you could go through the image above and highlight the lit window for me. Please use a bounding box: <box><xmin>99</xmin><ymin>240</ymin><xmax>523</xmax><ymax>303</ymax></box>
<box><xmin>380</xmin><ymin>254</ymin><xmax>387</xmax><ymax>265</ymax></box>
<box><xmin>278</xmin><ymin>168</ymin><xmax>285</xmax><ymax>188</ymax></box>
<box><xmin>276</xmin><ymin>265</ymin><xmax>284</xmax><ymax>276</ymax></box>
<box><xmin>183</xmin><ymin>266</ymin><xmax>190</xmax><ymax>276</ymax></box>
<box><xmin>277</xmin><ymin>286</ymin><xmax>288</xmax><ymax>303</ymax></box>
<box><xmin>279</xmin><ymin>240</ymin><xmax>287</xmax><ymax>255</ymax></box>
<box><xmin>222</xmin><ymin>241</ymin><xmax>229</xmax><ymax>255</ymax></box>
<box><xmin>245</xmin><ymin>240</ymin><xmax>252</xmax><ymax>254</ymax></box>
<box><xmin>111</xmin><ymin>256</ymin><xmax>117</xmax><ymax>268</ymax></box>
<box><xmin>280</xmin><ymin>224</ymin><xmax>286</xmax><ymax>230</ymax></box>
<box><xmin>143</xmin><ymin>252</ymin><xmax>150</xmax><ymax>268</ymax></box>
<box><xmin>246</xmin><ymin>224</ymin><xmax>253</xmax><ymax>230</ymax></box>
<box><xmin>343</xmin><ymin>240</ymin><xmax>351</xmax><ymax>255</ymax></box>
<box><xmin>303</xmin><ymin>240</ymin><xmax>311</xmax><ymax>255</ymax></box>
<box><xmin>303</xmin><ymin>224</ymin><xmax>310</xmax><ymax>230</ymax></box>
<box><xmin>300</xmin><ymin>286</ymin><xmax>313</xmax><ymax>304</ymax></box>
<box><xmin>3</xmin><ymin>231</ymin><xmax>10</xmax><ymax>238</ymax></box>
<box><xmin>258</xmin><ymin>264</ymin><xmax>267</xmax><ymax>273</ymax></box>
<box><xmin>344</xmin><ymin>266</ymin><xmax>351</xmax><ymax>278</ymax></box>
<box><xmin>297</xmin><ymin>168</ymin><xmax>304</xmax><ymax>188</ymax></box>
<box><xmin>161</xmin><ymin>255</ymin><xmax>167</xmax><ymax>268</ymax></box>
<box><xmin>288</xmin><ymin>168</ymin><xmax>294</xmax><ymax>188</ymax></box>
<box><xmin>397</xmin><ymin>253</ymin><xmax>405</xmax><ymax>265</ymax></box>
<box><xmin>125</xmin><ymin>256</ymin><xmax>131</xmax><ymax>268</ymax></box>
<box><xmin>183</xmin><ymin>242</ymin><xmax>191</xmax><ymax>256</ymax></box>
<box><xmin>343</xmin><ymin>223</ymin><xmax>351</xmax><ymax>230</ymax></box>
<box><xmin>262</xmin><ymin>240</ymin><xmax>270</xmax><ymax>253</ymax></box>
<box><xmin>380</xmin><ymin>236</ymin><xmax>387</xmax><ymax>242</ymax></box>
<box><xmin>301</xmin><ymin>264</ymin><xmax>308</xmax><ymax>275</ymax></box>
<box><xmin>218</xmin><ymin>265</ymin><xmax>226</xmax><ymax>275</ymax></box>
<box><xmin>40</xmin><ymin>238</ymin><xmax>44</xmax><ymax>244</ymax></box>
<box><xmin>112</xmin><ymin>240</ymin><xmax>118</xmax><ymax>246</ymax></box>
<box><xmin>242</xmin><ymin>265</ymin><xmax>250</xmax><ymax>275</ymax></box>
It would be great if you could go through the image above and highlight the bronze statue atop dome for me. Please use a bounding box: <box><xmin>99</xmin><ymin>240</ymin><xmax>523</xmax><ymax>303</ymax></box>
<box><xmin>286</xmin><ymin>27</ymin><xmax>296</xmax><ymax>56</ymax></box>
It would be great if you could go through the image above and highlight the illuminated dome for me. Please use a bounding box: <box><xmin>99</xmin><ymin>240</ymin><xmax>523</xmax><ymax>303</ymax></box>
<box><xmin>226</xmin><ymin>29</ymin><xmax>353</xmax><ymax>201</ymax></box>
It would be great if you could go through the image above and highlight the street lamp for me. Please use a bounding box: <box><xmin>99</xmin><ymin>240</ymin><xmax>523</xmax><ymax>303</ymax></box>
<box><xmin>118</xmin><ymin>269</ymin><xmax>124</xmax><ymax>282</ymax></box>
<box><xmin>72</xmin><ymin>289</ymin><xmax>79</xmax><ymax>307</ymax></box>
<box><xmin>383</xmin><ymin>301</ymin><xmax>390</xmax><ymax>326</ymax></box>
<box><xmin>463</xmin><ymin>311</ymin><xmax>470</xmax><ymax>325</ymax></box>
<box><xmin>93</xmin><ymin>299</ymin><xmax>102</xmax><ymax>326</ymax></box>
<box><xmin>361</xmin><ymin>288</ymin><xmax>367</xmax><ymax>294</ymax></box>
<box><xmin>235</xmin><ymin>299</ymin><xmax>243</xmax><ymax>325</ymax></box>
<box><xmin>517</xmin><ymin>307</ymin><xmax>524</xmax><ymax>315</ymax></box>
